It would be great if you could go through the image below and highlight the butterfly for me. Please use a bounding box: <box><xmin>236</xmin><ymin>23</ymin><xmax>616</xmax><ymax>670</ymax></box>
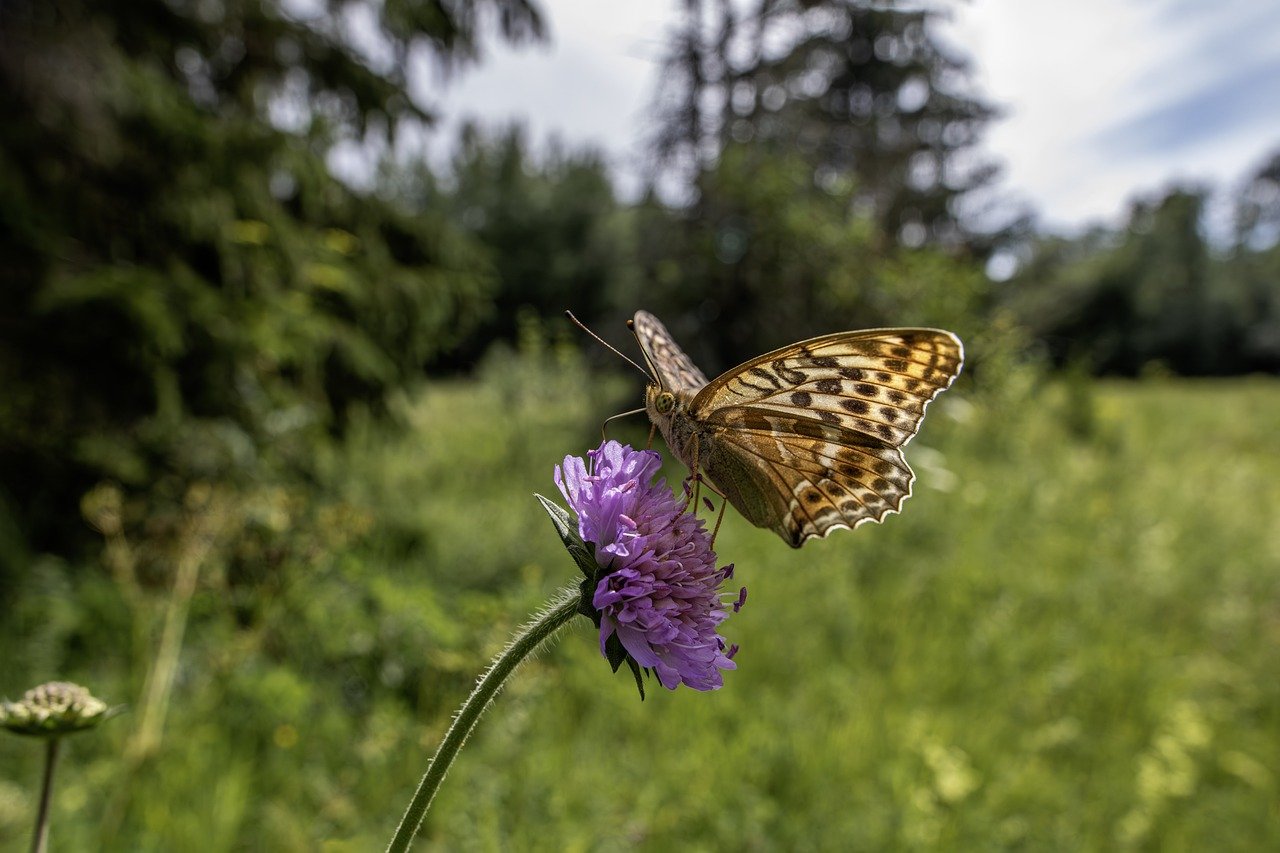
<box><xmin>629</xmin><ymin>310</ymin><xmax>963</xmax><ymax>547</ymax></box>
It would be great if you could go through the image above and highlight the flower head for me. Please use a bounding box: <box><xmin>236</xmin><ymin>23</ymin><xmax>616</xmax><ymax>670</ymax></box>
<box><xmin>1</xmin><ymin>682</ymin><xmax>112</xmax><ymax>738</ymax></box>
<box><xmin>555</xmin><ymin>441</ymin><xmax>743</xmax><ymax>691</ymax></box>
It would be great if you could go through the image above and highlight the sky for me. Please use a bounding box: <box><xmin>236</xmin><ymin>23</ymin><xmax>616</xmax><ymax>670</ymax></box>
<box><xmin>418</xmin><ymin>0</ymin><xmax>1280</xmax><ymax>234</ymax></box>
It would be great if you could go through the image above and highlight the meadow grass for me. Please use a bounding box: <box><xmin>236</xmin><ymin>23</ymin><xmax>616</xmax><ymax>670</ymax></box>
<box><xmin>411</xmin><ymin>375</ymin><xmax>1279</xmax><ymax>851</ymax></box>
<box><xmin>1</xmin><ymin>365</ymin><xmax>1277</xmax><ymax>851</ymax></box>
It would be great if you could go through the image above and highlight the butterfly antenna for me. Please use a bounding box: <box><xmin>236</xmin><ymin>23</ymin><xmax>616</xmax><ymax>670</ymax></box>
<box><xmin>564</xmin><ymin>310</ymin><xmax>653</xmax><ymax>382</ymax></box>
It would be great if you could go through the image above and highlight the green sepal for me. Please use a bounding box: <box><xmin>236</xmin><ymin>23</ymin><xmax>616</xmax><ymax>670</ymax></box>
<box><xmin>535</xmin><ymin>494</ymin><xmax>644</xmax><ymax>700</ymax></box>
<box><xmin>535</xmin><ymin>493</ymin><xmax>598</xmax><ymax>579</ymax></box>
<box><xmin>627</xmin><ymin>659</ymin><xmax>646</xmax><ymax>701</ymax></box>
<box><xmin>603</xmin><ymin>632</ymin><xmax>646</xmax><ymax>701</ymax></box>
<box><xmin>603</xmin><ymin>631</ymin><xmax>629</xmax><ymax>673</ymax></box>
<box><xmin>577</xmin><ymin>575</ymin><xmax>602</xmax><ymax>624</ymax></box>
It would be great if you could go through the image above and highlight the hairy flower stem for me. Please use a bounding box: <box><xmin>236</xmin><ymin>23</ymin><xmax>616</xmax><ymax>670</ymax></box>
<box><xmin>386</xmin><ymin>589</ymin><xmax>581</xmax><ymax>853</ymax></box>
<box><xmin>31</xmin><ymin>738</ymin><xmax>59</xmax><ymax>853</ymax></box>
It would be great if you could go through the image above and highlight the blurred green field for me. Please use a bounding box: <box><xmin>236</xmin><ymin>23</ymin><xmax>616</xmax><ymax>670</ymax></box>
<box><xmin>2</xmin><ymin>361</ymin><xmax>1278</xmax><ymax>851</ymax></box>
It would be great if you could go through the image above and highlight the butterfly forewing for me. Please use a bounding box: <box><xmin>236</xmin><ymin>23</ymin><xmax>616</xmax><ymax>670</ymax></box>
<box><xmin>693</xmin><ymin>330</ymin><xmax>963</xmax><ymax>448</ymax></box>
<box><xmin>632</xmin><ymin>311</ymin><xmax>709</xmax><ymax>394</ymax></box>
<box><xmin>631</xmin><ymin>311</ymin><xmax>963</xmax><ymax>547</ymax></box>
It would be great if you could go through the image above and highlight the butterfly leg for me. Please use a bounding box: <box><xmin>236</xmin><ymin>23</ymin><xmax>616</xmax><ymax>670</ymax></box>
<box><xmin>709</xmin><ymin>498</ymin><xmax>727</xmax><ymax>548</ymax></box>
<box><xmin>679</xmin><ymin>440</ymin><xmax>729</xmax><ymax>546</ymax></box>
<box><xmin>678</xmin><ymin>439</ymin><xmax>704</xmax><ymax>513</ymax></box>
<box><xmin>683</xmin><ymin>474</ymin><xmax>728</xmax><ymax>547</ymax></box>
<box><xmin>679</xmin><ymin>473</ymin><xmax>699</xmax><ymax>514</ymax></box>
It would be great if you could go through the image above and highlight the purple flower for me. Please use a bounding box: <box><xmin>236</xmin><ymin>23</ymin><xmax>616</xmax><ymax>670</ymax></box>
<box><xmin>555</xmin><ymin>441</ymin><xmax>743</xmax><ymax>691</ymax></box>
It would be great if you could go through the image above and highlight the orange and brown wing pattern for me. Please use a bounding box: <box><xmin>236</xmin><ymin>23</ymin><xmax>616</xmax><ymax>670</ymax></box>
<box><xmin>692</xmin><ymin>329</ymin><xmax>962</xmax><ymax>546</ymax></box>
<box><xmin>693</xmin><ymin>329</ymin><xmax>963</xmax><ymax>448</ymax></box>
<box><xmin>709</xmin><ymin>418</ymin><xmax>917</xmax><ymax>546</ymax></box>
<box><xmin>632</xmin><ymin>310</ymin><xmax>710</xmax><ymax>395</ymax></box>
<box><xmin>629</xmin><ymin>310</ymin><xmax>963</xmax><ymax>547</ymax></box>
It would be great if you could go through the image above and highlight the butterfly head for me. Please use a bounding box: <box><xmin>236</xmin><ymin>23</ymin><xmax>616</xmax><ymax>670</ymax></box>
<box><xmin>643</xmin><ymin>384</ymin><xmax>692</xmax><ymax>455</ymax></box>
<box><xmin>644</xmin><ymin>384</ymin><xmax>679</xmax><ymax>426</ymax></box>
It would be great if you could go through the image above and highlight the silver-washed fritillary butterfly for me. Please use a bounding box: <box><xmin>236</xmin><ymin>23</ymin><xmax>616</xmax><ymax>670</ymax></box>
<box><xmin>629</xmin><ymin>310</ymin><xmax>963</xmax><ymax>547</ymax></box>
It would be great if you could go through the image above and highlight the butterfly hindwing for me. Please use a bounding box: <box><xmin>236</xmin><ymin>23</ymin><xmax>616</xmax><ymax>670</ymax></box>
<box><xmin>707</xmin><ymin>418</ymin><xmax>917</xmax><ymax>546</ymax></box>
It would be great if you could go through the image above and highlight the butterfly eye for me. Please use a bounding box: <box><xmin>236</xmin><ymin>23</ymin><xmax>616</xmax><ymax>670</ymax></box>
<box><xmin>655</xmin><ymin>392</ymin><xmax>676</xmax><ymax>414</ymax></box>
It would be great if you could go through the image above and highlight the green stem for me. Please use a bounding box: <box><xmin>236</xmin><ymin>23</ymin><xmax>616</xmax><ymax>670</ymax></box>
<box><xmin>385</xmin><ymin>588</ymin><xmax>582</xmax><ymax>853</ymax></box>
<box><xmin>132</xmin><ymin>511</ymin><xmax>218</xmax><ymax>761</ymax></box>
<box><xmin>31</xmin><ymin>737</ymin><xmax>60</xmax><ymax>853</ymax></box>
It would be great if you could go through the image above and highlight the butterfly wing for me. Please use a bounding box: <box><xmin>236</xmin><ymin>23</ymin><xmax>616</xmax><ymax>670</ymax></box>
<box><xmin>632</xmin><ymin>310</ymin><xmax>709</xmax><ymax>395</ymax></box>
<box><xmin>699</xmin><ymin>423</ymin><xmax>918</xmax><ymax>546</ymax></box>
<box><xmin>691</xmin><ymin>329</ymin><xmax>963</xmax><ymax>546</ymax></box>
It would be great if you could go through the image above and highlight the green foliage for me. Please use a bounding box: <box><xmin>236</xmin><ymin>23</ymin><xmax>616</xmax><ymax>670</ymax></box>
<box><xmin>651</xmin><ymin>0</ymin><xmax>1001</xmax><ymax>249</ymax></box>
<box><xmin>1003</xmin><ymin>149</ymin><xmax>1280</xmax><ymax>376</ymax></box>
<box><xmin>0</xmin><ymin>0</ymin><xmax>541</xmax><ymax>557</ymax></box>
<box><xmin>429</xmin><ymin>123</ymin><xmax>634</xmax><ymax>367</ymax></box>
<box><xmin>2</xmin><ymin>351</ymin><xmax>1277</xmax><ymax>850</ymax></box>
<box><xmin>635</xmin><ymin>145</ymin><xmax>991</xmax><ymax>373</ymax></box>
<box><xmin>1</xmin><ymin>1</ymin><xmax>1276</xmax><ymax>848</ymax></box>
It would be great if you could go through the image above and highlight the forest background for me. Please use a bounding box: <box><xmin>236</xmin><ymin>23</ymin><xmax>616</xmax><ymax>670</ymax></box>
<box><xmin>1</xmin><ymin>0</ymin><xmax>1277</xmax><ymax>849</ymax></box>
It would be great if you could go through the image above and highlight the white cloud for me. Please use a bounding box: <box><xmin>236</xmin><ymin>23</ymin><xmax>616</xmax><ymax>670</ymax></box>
<box><xmin>415</xmin><ymin>0</ymin><xmax>1280</xmax><ymax>230</ymax></box>
<box><xmin>425</xmin><ymin>0</ymin><xmax>672</xmax><ymax>192</ymax></box>
<box><xmin>942</xmin><ymin>0</ymin><xmax>1280</xmax><ymax>229</ymax></box>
